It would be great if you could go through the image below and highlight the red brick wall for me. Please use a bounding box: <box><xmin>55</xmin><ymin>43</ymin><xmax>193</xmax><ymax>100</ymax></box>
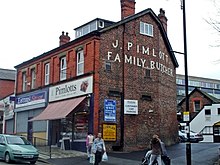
<box><xmin>14</xmin><ymin>17</ymin><xmax>178</xmax><ymax>152</ymax></box>
<box><xmin>180</xmin><ymin>90</ymin><xmax>213</xmax><ymax>118</ymax></box>
<box><xmin>0</xmin><ymin>80</ymin><xmax>15</xmax><ymax>99</ymax></box>
<box><xmin>99</xmin><ymin>15</ymin><xmax>178</xmax><ymax>151</ymax></box>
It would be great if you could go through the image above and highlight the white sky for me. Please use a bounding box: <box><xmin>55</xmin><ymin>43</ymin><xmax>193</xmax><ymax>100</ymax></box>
<box><xmin>0</xmin><ymin>0</ymin><xmax>219</xmax><ymax>79</ymax></box>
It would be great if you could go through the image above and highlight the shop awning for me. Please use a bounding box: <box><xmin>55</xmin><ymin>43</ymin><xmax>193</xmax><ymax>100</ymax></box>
<box><xmin>30</xmin><ymin>96</ymin><xmax>86</xmax><ymax>121</ymax></box>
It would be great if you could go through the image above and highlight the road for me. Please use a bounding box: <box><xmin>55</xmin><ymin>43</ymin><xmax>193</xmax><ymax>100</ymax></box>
<box><xmin>48</xmin><ymin>143</ymin><xmax>220</xmax><ymax>165</ymax></box>
<box><xmin>0</xmin><ymin>160</ymin><xmax>48</xmax><ymax>165</ymax></box>
<box><xmin>0</xmin><ymin>143</ymin><xmax>219</xmax><ymax>165</ymax></box>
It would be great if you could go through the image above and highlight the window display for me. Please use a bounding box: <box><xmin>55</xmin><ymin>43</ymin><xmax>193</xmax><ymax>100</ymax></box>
<box><xmin>74</xmin><ymin>111</ymin><xmax>89</xmax><ymax>141</ymax></box>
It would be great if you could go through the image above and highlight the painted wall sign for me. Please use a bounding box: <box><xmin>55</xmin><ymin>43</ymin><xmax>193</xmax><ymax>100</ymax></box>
<box><xmin>106</xmin><ymin>40</ymin><xmax>173</xmax><ymax>77</ymax></box>
<box><xmin>15</xmin><ymin>91</ymin><xmax>46</xmax><ymax>108</ymax></box>
<box><xmin>49</xmin><ymin>76</ymin><xmax>93</xmax><ymax>102</ymax></box>
<box><xmin>103</xmin><ymin>124</ymin><xmax>117</xmax><ymax>141</ymax></box>
<box><xmin>104</xmin><ymin>99</ymin><xmax>116</xmax><ymax>122</ymax></box>
<box><xmin>124</xmin><ymin>99</ymin><xmax>138</xmax><ymax>115</ymax></box>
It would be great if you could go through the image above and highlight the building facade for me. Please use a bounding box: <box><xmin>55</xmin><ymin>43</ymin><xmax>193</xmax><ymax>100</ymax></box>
<box><xmin>0</xmin><ymin>68</ymin><xmax>15</xmax><ymax>133</ymax></box>
<box><xmin>13</xmin><ymin>0</ymin><xmax>179</xmax><ymax>152</ymax></box>
<box><xmin>176</xmin><ymin>74</ymin><xmax>220</xmax><ymax>104</ymax></box>
<box><xmin>178</xmin><ymin>88</ymin><xmax>220</xmax><ymax>143</ymax></box>
<box><xmin>0</xmin><ymin>68</ymin><xmax>15</xmax><ymax>100</ymax></box>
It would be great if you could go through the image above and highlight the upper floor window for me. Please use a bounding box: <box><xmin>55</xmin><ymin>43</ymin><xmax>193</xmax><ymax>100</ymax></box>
<box><xmin>205</xmin><ymin>109</ymin><xmax>211</xmax><ymax>115</ymax></box>
<box><xmin>31</xmin><ymin>68</ymin><xmax>36</xmax><ymax>89</ymax></box>
<box><xmin>77</xmin><ymin>50</ymin><xmax>84</xmax><ymax>76</ymax></box>
<box><xmin>22</xmin><ymin>72</ymin><xmax>27</xmax><ymax>92</ymax></box>
<box><xmin>45</xmin><ymin>63</ymin><xmax>50</xmax><ymax>85</ymax></box>
<box><xmin>60</xmin><ymin>57</ymin><xmax>67</xmax><ymax>81</ymax></box>
<box><xmin>194</xmin><ymin>100</ymin><xmax>201</xmax><ymax>112</ymax></box>
<box><xmin>140</xmin><ymin>21</ymin><xmax>153</xmax><ymax>37</ymax></box>
<box><xmin>145</xmin><ymin>69</ymin><xmax>151</xmax><ymax>78</ymax></box>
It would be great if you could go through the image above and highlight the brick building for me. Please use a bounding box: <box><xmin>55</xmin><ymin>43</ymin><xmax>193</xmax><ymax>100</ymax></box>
<box><xmin>178</xmin><ymin>87</ymin><xmax>220</xmax><ymax>120</ymax></box>
<box><xmin>0</xmin><ymin>68</ymin><xmax>15</xmax><ymax>100</ymax></box>
<box><xmin>0</xmin><ymin>68</ymin><xmax>15</xmax><ymax>134</ymax></box>
<box><xmin>13</xmin><ymin>0</ymin><xmax>179</xmax><ymax>152</ymax></box>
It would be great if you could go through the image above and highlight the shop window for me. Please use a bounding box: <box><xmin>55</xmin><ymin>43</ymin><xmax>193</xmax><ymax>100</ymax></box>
<box><xmin>74</xmin><ymin>110</ymin><xmax>89</xmax><ymax>141</ymax></box>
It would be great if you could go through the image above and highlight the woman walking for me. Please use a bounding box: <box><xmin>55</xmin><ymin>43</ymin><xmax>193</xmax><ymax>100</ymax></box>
<box><xmin>92</xmin><ymin>132</ymin><xmax>106</xmax><ymax>165</ymax></box>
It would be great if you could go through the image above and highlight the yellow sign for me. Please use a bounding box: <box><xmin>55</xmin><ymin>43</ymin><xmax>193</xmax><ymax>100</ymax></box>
<box><xmin>103</xmin><ymin>124</ymin><xmax>117</xmax><ymax>141</ymax></box>
<box><xmin>183</xmin><ymin>111</ymin><xmax>190</xmax><ymax>122</ymax></box>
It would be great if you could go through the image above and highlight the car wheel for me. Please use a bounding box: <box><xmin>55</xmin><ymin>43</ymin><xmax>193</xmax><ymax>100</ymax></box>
<box><xmin>5</xmin><ymin>152</ymin><xmax>11</xmax><ymax>163</ymax></box>
<box><xmin>30</xmin><ymin>160</ymin><xmax>36</xmax><ymax>164</ymax></box>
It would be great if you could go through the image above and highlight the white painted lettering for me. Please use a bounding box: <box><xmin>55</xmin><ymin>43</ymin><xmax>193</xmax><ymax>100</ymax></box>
<box><xmin>112</xmin><ymin>40</ymin><xmax>118</xmax><ymax>48</ymax></box>
<box><xmin>142</xmin><ymin>46</ymin><xmax>150</xmax><ymax>55</ymax></box>
<box><xmin>107</xmin><ymin>51</ymin><xmax>112</xmax><ymax>60</ymax></box>
<box><xmin>125</xmin><ymin>55</ymin><xmax>132</xmax><ymax>64</ymax></box>
<box><xmin>114</xmin><ymin>53</ymin><xmax>121</xmax><ymax>62</ymax></box>
<box><xmin>128</xmin><ymin>42</ymin><xmax>133</xmax><ymax>50</ymax></box>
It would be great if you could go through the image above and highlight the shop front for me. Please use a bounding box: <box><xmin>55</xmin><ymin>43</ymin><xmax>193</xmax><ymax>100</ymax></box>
<box><xmin>14</xmin><ymin>89</ymin><xmax>48</xmax><ymax>140</ymax></box>
<box><xmin>1</xmin><ymin>95</ymin><xmax>15</xmax><ymax>134</ymax></box>
<box><xmin>31</xmin><ymin>76</ymin><xmax>93</xmax><ymax>152</ymax></box>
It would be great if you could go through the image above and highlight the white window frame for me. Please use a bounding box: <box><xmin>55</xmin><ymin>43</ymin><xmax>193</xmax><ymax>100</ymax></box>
<box><xmin>77</xmin><ymin>50</ymin><xmax>84</xmax><ymax>76</ymax></box>
<box><xmin>60</xmin><ymin>57</ymin><xmax>67</xmax><ymax>81</ymax></box>
<box><xmin>22</xmin><ymin>72</ymin><xmax>27</xmax><ymax>92</ymax></box>
<box><xmin>31</xmin><ymin>68</ymin><xmax>36</xmax><ymax>89</ymax></box>
<box><xmin>140</xmin><ymin>21</ymin><xmax>153</xmax><ymax>37</ymax></box>
<box><xmin>45</xmin><ymin>63</ymin><xmax>50</xmax><ymax>85</ymax></box>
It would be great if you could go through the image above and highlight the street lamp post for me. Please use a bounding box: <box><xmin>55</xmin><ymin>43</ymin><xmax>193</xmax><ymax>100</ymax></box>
<box><xmin>181</xmin><ymin>0</ymin><xmax>191</xmax><ymax>164</ymax></box>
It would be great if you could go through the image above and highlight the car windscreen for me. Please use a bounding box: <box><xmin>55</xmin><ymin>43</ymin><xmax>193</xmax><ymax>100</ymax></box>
<box><xmin>6</xmin><ymin>136</ymin><xmax>31</xmax><ymax>145</ymax></box>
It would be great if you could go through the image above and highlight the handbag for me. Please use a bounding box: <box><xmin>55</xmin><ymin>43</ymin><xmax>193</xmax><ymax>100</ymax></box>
<box><xmin>90</xmin><ymin>153</ymin><xmax>95</xmax><ymax>164</ymax></box>
<box><xmin>91</xmin><ymin>143</ymin><xmax>97</xmax><ymax>154</ymax></box>
<box><xmin>102</xmin><ymin>152</ymin><xmax>108</xmax><ymax>161</ymax></box>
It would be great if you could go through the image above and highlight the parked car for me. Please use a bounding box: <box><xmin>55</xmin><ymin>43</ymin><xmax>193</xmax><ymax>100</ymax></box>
<box><xmin>178</xmin><ymin>130</ymin><xmax>204</xmax><ymax>142</ymax></box>
<box><xmin>0</xmin><ymin>134</ymin><xmax>39</xmax><ymax>164</ymax></box>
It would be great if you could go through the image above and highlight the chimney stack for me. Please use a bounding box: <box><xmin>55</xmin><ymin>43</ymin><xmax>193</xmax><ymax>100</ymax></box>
<box><xmin>158</xmin><ymin>8</ymin><xmax>168</xmax><ymax>32</ymax></box>
<box><xmin>59</xmin><ymin>31</ymin><xmax>71</xmax><ymax>46</ymax></box>
<box><xmin>120</xmin><ymin>0</ymin><xmax>136</xmax><ymax>20</ymax></box>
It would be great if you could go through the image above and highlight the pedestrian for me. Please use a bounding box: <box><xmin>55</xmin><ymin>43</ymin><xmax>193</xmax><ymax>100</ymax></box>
<box><xmin>92</xmin><ymin>132</ymin><xmax>106</xmax><ymax>165</ymax></box>
<box><xmin>149</xmin><ymin>134</ymin><xmax>162</xmax><ymax>165</ymax></box>
<box><xmin>86</xmin><ymin>132</ymin><xmax>94</xmax><ymax>160</ymax></box>
<box><xmin>160</xmin><ymin>140</ymin><xmax>170</xmax><ymax>165</ymax></box>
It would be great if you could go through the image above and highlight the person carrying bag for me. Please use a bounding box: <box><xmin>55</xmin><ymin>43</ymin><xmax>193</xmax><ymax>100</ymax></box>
<box><xmin>92</xmin><ymin>132</ymin><xmax>106</xmax><ymax>165</ymax></box>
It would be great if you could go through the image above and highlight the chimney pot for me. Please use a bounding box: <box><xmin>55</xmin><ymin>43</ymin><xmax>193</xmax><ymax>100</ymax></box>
<box><xmin>59</xmin><ymin>31</ymin><xmax>71</xmax><ymax>46</ymax></box>
<box><xmin>158</xmin><ymin>8</ymin><xmax>168</xmax><ymax>33</ymax></box>
<box><xmin>121</xmin><ymin>0</ymin><xmax>136</xmax><ymax>20</ymax></box>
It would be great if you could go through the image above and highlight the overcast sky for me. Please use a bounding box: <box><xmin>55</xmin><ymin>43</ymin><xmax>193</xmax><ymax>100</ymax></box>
<box><xmin>0</xmin><ymin>0</ymin><xmax>219</xmax><ymax>80</ymax></box>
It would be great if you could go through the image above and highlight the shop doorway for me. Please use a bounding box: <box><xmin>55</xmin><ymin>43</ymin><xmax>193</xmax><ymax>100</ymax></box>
<box><xmin>27</xmin><ymin>118</ymin><xmax>33</xmax><ymax>143</ymax></box>
<box><xmin>51</xmin><ymin>120</ymin><xmax>61</xmax><ymax>146</ymax></box>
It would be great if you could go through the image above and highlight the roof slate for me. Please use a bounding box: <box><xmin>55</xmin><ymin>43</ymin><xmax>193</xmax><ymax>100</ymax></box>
<box><xmin>0</xmin><ymin>68</ymin><xmax>16</xmax><ymax>80</ymax></box>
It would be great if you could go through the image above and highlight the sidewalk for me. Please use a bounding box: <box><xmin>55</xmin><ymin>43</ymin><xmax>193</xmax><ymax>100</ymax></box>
<box><xmin>38</xmin><ymin>148</ymin><xmax>142</xmax><ymax>165</ymax></box>
<box><xmin>38</xmin><ymin>143</ymin><xmax>220</xmax><ymax>165</ymax></box>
